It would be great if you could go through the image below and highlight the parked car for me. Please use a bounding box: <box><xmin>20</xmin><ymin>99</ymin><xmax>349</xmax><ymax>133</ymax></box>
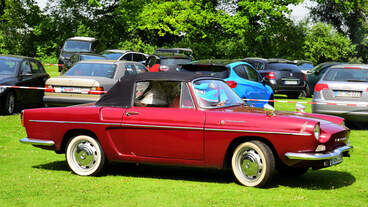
<box><xmin>61</xmin><ymin>53</ymin><xmax>107</xmax><ymax>74</ymax></box>
<box><xmin>305</xmin><ymin>62</ymin><xmax>344</xmax><ymax>97</ymax></box>
<box><xmin>58</xmin><ymin>37</ymin><xmax>98</xmax><ymax>72</ymax></box>
<box><xmin>146</xmin><ymin>48</ymin><xmax>193</xmax><ymax>72</ymax></box>
<box><xmin>44</xmin><ymin>60</ymin><xmax>146</xmax><ymax>106</ymax></box>
<box><xmin>0</xmin><ymin>55</ymin><xmax>49</xmax><ymax>114</ymax></box>
<box><xmin>180</xmin><ymin>61</ymin><xmax>274</xmax><ymax>108</ymax></box>
<box><xmin>312</xmin><ymin>64</ymin><xmax>368</xmax><ymax>124</ymax></box>
<box><xmin>21</xmin><ymin>72</ymin><xmax>352</xmax><ymax>187</ymax></box>
<box><xmin>101</xmin><ymin>49</ymin><xmax>148</xmax><ymax>64</ymax></box>
<box><xmin>244</xmin><ymin>58</ymin><xmax>306</xmax><ymax>99</ymax></box>
<box><xmin>294</xmin><ymin>60</ymin><xmax>314</xmax><ymax>74</ymax></box>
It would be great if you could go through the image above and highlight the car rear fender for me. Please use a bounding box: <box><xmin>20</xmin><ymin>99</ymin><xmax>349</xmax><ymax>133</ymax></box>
<box><xmin>58</xmin><ymin>129</ymin><xmax>99</xmax><ymax>154</ymax></box>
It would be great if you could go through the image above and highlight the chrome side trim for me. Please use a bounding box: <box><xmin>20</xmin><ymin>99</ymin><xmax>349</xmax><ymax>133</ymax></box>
<box><xmin>20</xmin><ymin>137</ymin><xmax>55</xmax><ymax>146</ymax></box>
<box><xmin>285</xmin><ymin>145</ymin><xmax>353</xmax><ymax>160</ymax></box>
<box><xmin>29</xmin><ymin>120</ymin><xmax>121</xmax><ymax>126</ymax></box>
<box><xmin>121</xmin><ymin>123</ymin><xmax>203</xmax><ymax>131</ymax></box>
<box><xmin>205</xmin><ymin>128</ymin><xmax>312</xmax><ymax>136</ymax></box>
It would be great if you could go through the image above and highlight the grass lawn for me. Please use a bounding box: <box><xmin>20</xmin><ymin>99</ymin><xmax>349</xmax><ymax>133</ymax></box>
<box><xmin>0</xmin><ymin>66</ymin><xmax>367</xmax><ymax>206</ymax></box>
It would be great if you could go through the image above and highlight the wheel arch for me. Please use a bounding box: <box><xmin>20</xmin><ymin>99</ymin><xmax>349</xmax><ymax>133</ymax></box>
<box><xmin>223</xmin><ymin>136</ymin><xmax>279</xmax><ymax>169</ymax></box>
<box><xmin>58</xmin><ymin>129</ymin><xmax>98</xmax><ymax>154</ymax></box>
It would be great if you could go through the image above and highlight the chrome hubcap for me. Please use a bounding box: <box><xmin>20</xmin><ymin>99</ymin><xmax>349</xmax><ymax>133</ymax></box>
<box><xmin>73</xmin><ymin>141</ymin><xmax>97</xmax><ymax>169</ymax></box>
<box><xmin>238</xmin><ymin>148</ymin><xmax>263</xmax><ymax>180</ymax></box>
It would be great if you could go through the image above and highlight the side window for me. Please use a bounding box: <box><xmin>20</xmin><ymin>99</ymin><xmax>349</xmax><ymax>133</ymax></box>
<box><xmin>122</xmin><ymin>53</ymin><xmax>133</xmax><ymax>61</ymax></box>
<box><xmin>125</xmin><ymin>64</ymin><xmax>137</xmax><ymax>75</ymax></box>
<box><xmin>234</xmin><ymin>65</ymin><xmax>248</xmax><ymax>79</ymax></box>
<box><xmin>180</xmin><ymin>83</ymin><xmax>195</xmax><ymax>108</ymax></box>
<box><xmin>244</xmin><ymin>65</ymin><xmax>259</xmax><ymax>82</ymax></box>
<box><xmin>21</xmin><ymin>61</ymin><xmax>32</xmax><ymax>74</ymax></box>
<box><xmin>133</xmin><ymin>53</ymin><xmax>144</xmax><ymax>62</ymax></box>
<box><xmin>29</xmin><ymin>61</ymin><xmax>40</xmax><ymax>74</ymax></box>
<box><xmin>134</xmin><ymin>81</ymin><xmax>181</xmax><ymax>108</ymax></box>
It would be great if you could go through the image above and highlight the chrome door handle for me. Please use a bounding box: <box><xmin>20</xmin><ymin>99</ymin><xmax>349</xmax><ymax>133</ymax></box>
<box><xmin>126</xmin><ymin>111</ymin><xmax>139</xmax><ymax>116</ymax></box>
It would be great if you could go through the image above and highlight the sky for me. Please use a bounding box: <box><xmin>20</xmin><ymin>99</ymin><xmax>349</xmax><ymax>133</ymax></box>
<box><xmin>35</xmin><ymin>0</ymin><xmax>313</xmax><ymax>21</ymax></box>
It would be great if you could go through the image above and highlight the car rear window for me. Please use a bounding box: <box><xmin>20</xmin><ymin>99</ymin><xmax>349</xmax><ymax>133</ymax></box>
<box><xmin>65</xmin><ymin>63</ymin><xmax>116</xmax><ymax>78</ymax></box>
<box><xmin>180</xmin><ymin>65</ymin><xmax>229</xmax><ymax>79</ymax></box>
<box><xmin>268</xmin><ymin>63</ymin><xmax>300</xmax><ymax>71</ymax></box>
<box><xmin>0</xmin><ymin>59</ymin><xmax>18</xmax><ymax>75</ymax></box>
<box><xmin>161</xmin><ymin>58</ymin><xmax>191</xmax><ymax>65</ymax></box>
<box><xmin>323</xmin><ymin>68</ymin><xmax>368</xmax><ymax>82</ymax></box>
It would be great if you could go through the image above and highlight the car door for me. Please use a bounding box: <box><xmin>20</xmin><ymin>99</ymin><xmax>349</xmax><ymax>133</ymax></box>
<box><xmin>16</xmin><ymin>60</ymin><xmax>35</xmax><ymax>104</ymax></box>
<box><xmin>29</xmin><ymin>60</ymin><xmax>48</xmax><ymax>104</ymax></box>
<box><xmin>121</xmin><ymin>81</ymin><xmax>205</xmax><ymax>160</ymax></box>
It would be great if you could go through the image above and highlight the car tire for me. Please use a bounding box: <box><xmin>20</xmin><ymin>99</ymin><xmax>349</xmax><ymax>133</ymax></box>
<box><xmin>300</xmin><ymin>85</ymin><xmax>311</xmax><ymax>98</ymax></box>
<box><xmin>4</xmin><ymin>91</ymin><xmax>16</xmax><ymax>115</ymax></box>
<box><xmin>287</xmin><ymin>92</ymin><xmax>300</xmax><ymax>99</ymax></box>
<box><xmin>231</xmin><ymin>140</ymin><xmax>275</xmax><ymax>187</ymax></box>
<box><xmin>276</xmin><ymin>163</ymin><xmax>309</xmax><ymax>177</ymax></box>
<box><xmin>66</xmin><ymin>135</ymin><xmax>106</xmax><ymax>176</ymax></box>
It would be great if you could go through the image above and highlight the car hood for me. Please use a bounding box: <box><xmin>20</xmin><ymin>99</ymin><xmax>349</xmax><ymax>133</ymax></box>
<box><xmin>0</xmin><ymin>75</ymin><xmax>16</xmax><ymax>84</ymax></box>
<box><xmin>46</xmin><ymin>76</ymin><xmax>115</xmax><ymax>90</ymax></box>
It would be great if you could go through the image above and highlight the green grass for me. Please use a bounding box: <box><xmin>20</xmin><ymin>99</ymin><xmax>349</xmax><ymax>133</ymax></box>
<box><xmin>0</xmin><ymin>66</ymin><xmax>367</xmax><ymax>206</ymax></box>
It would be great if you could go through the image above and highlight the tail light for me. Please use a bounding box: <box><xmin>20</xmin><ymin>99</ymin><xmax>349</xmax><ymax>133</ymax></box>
<box><xmin>44</xmin><ymin>85</ymin><xmax>55</xmax><ymax>92</ymax></box>
<box><xmin>159</xmin><ymin>65</ymin><xmax>170</xmax><ymax>72</ymax></box>
<box><xmin>88</xmin><ymin>87</ymin><xmax>106</xmax><ymax>95</ymax></box>
<box><xmin>20</xmin><ymin>110</ymin><xmax>24</xmax><ymax>127</ymax></box>
<box><xmin>314</xmin><ymin>83</ymin><xmax>329</xmax><ymax>92</ymax></box>
<box><xmin>226</xmin><ymin>81</ymin><xmax>238</xmax><ymax>88</ymax></box>
<box><xmin>265</xmin><ymin>72</ymin><xmax>275</xmax><ymax>80</ymax></box>
<box><xmin>303</xmin><ymin>73</ymin><xmax>306</xmax><ymax>81</ymax></box>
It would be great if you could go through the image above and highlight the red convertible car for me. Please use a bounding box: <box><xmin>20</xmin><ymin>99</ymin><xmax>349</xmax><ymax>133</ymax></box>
<box><xmin>20</xmin><ymin>72</ymin><xmax>352</xmax><ymax>187</ymax></box>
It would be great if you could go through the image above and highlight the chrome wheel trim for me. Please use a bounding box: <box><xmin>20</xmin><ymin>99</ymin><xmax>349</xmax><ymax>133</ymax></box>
<box><xmin>7</xmin><ymin>93</ymin><xmax>15</xmax><ymax>114</ymax></box>
<box><xmin>66</xmin><ymin>135</ymin><xmax>102</xmax><ymax>176</ymax></box>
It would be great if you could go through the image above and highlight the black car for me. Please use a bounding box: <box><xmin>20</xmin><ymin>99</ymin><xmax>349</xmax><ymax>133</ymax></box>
<box><xmin>146</xmin><ymin>48</ymin><xmax>193</xmax><ymax>72</ymax></box>
<box><xmin>0</xmin><ymin>55</ymin><xmax>50</xmax><ymax>114</ymax></box>
<box><xmin>101</xmin><ymin>49</ymin><xmax>148</xmax><ymax>64</ymax></box>
<box><xmin>58</xmin><ymin>37</ymin><xmax>98</xmax><ymax>72</ymax></box>
<box><xmin>61</xmin><ymin>53</ymin><xmax>107</xmax><ymax>74</ymax></box>
<box><xmin>244</xmin><ymin>58</ymin><xmax>306</xmax><ymax>98</ymax></box>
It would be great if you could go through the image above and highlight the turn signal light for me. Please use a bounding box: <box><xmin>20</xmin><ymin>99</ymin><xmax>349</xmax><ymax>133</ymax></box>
<box><xmin>265</xmin><ymin>72</ymin><xmax>275</xmax><ymax>80</ymax></box>
<box><xmin>314</xmin><ymin>83</ymin><xmax>329</xmax><ymax>92</ymax></box>
<box><xmin>226</xmin><ymin>81</ymin><xmax>238</xmax><ymax>88</ymax></box>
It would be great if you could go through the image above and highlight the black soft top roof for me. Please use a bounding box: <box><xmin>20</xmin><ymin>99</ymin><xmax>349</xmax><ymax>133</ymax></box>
<box><xmin>96</xmin><ymin>72</ymin><xmax>213</xmax><ymax>108</ymax></box>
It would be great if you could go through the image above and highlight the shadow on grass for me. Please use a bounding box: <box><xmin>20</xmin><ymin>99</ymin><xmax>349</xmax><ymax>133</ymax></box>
<box><xmin>34</xmin><ymin>161</ymin><xmax>355</xmax><ymax>189</ymax></box>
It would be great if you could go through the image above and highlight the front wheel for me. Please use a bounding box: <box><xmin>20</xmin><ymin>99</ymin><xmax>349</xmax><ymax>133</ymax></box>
<box><xmin>231</xmin><ymin>140</ymin><xmax>275</xmax><ymax>187</ymax></box>
<box><xmin>66</xmin><ymin>135</ymin><xmax>106</xmax><ymax>176</ymax></box>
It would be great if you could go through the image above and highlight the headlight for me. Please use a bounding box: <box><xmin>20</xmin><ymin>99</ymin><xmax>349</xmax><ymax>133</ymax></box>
<box><xmin>0</xmin><ymin>87</ymin><xmax>5</xmax><ymax>93</ymax></box>
<box><xmin>314</xmin><ymin>123</ymin><xmax>321</xmax><ymax>141</ymax></box>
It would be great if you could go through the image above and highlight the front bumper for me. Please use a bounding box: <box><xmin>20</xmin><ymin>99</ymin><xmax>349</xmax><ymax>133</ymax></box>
<box><xmin>285</xmin><ymin>145</ymin><xmax>352</xmax><ymax>160</ymax></box>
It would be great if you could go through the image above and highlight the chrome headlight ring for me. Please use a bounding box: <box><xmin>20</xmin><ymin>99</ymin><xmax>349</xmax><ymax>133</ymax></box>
<box><xmin>314</xmin><ymin>123</ymin><xmax>321</xmax><ymax>141</ymax></box>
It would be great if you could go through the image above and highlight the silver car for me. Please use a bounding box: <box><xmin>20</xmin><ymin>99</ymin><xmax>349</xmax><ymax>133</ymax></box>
<box><xmin>44</xmin><ymin>60</ymin><xmax>147</xmax><ymax>106</ymax></box>
<box><xmin>312</xmin><ymin>64</ymin><xmax>368</xmax><ymax>122</ymax></box>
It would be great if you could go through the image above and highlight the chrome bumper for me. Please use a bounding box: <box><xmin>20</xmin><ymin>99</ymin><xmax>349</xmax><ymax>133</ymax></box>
<box><xmin>19</xmin><ymin>137</ymin><xmax>55</xmax><ymax>146</ymax></box>
<box><xmin>285</xmin><ymin>145</ymin><xmax>352</xmax><ymax>160</ymax></box>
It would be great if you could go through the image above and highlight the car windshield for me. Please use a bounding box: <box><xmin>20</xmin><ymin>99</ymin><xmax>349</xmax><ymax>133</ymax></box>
<box><xmin>65</xmin><ymin>63</ymin><xmax>116</xmax><ymax>78</ymax></box>
<box><xmin>0</xmin><ymin>59</ymin><xmax>18</xmax><ymax>75</ymax></box>
<box><xmin>80</xmin><ymin>55</ymin><xmax>106</xmax><ymax>60</ymax></box>
<box><xmin>102</xmin><ymin>52</ymin><xmax>123</xmax><ymax>60</ymax></box>
<box><xmin>161</xmin><ymin>58</ymin><xmax>191</xmax><ymax>65</ymax></box>
<box><xmin>63</xmin><ymin>41</ymin><xmax>92</xmax><ymax>52</ymax></box>
<box><xmin>323</xmin><ymin>68</ymin><xmax>368</xmax><ymax>82</ymax></box>
<box><xmin>268</xmin><ymin>63</ymin><xmax>300</xmax><ymax>71</ymax></box>
<box><xmin>193</xmin><ymin>79</ymin><xmax>244</xmax><ymax>108</ymax></box>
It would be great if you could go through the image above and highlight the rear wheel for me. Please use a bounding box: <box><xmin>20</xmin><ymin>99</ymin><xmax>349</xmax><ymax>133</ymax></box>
<box><xmin>287</xmin><ymin>92</ymin><xmax>300</xmax><ymax>99</ymax></box>
<box><xmin>231</xmin><ymin>140</ymin><xmax>275</xmax><ymax>187</ymax></box>
<box><xmin>4</xmin><ymin>91</ymin><xmax>16</xmax><ymax>115</ymax></box>
<box><xmin>66</xmin><ymin>135</ymin><xmax>106</xmax><ymax>176</ymax></box>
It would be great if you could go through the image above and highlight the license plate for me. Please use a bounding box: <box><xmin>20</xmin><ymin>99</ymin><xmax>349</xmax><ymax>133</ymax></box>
<box><xmin>54</xmin><ymin>87</ymin><xmax>82</xmax><ymax>93</ymax></box>
<box><xmin>284</xmin><ymin>80</ymin><xmax>298</xmax><ymax>85</ymax></box>
<box><xmin>330</xmin><ymin>155</ymin><xmax>343</xmax><ymax>166</ymax></box>
<box><xmin>335</xmin><ymin>90</ymin><xmax>361</xmax><ymax>98</ymax></box>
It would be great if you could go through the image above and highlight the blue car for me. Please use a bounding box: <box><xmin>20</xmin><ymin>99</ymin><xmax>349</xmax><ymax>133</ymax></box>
<box><xmin>180</xmin><ymin>61</ymin><xmax>274</xmax><ymax>108</ymax></box>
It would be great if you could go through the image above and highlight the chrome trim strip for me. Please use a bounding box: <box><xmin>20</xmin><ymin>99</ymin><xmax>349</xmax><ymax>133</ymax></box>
<box><xmin>29</xmin><ymin>120</ymin><xmax>121</xmax><ymax>126</ymax></box>
<box><xmin>285</xmin><ymin>145</ymin><xmax>353</xmax><ymax>160</ymax></box>
<box><xmin>121</xmin><ymin>123</ymin><xmax>203</xmax><ymax>131</ymax></box>
<box><xmin>205</xmin><ymin>128</ymin><xmax>312</xmax><ymax>136</ymax></box>
<box><xmin>19</xmin><ymin>137</ymin><xmax>55</xmax><ymax>146</ymax></box>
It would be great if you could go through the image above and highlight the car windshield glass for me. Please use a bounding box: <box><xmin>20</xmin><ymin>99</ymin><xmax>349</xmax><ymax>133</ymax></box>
<box><xmin>323</xmin><ymin>68</ymin><xmax>368</xmax><ymax>82</ymax></box>
<box><xmin>65</xmin><ymin>63</ymin><xmax>116</xmax><ymax>78</ymax></box>
<box><xmin>102</xmin><ymin>53</ymin><xmax>123</xmax><ymax>60</ymax></box>
<box><xmin>0</xmin><ymin>59</ymin><xmax>18</xmax><ymax>75</ymax></box>
<box><xmin>180</xmin><ymin>65</ymin><xmax>229</xmax><ymax>79</ymax></box>
<box><xmin>63</xmin><ymin>41</ymin><xmax>92</xmax><ymax>52</ymax></box>
<box><xmin>193</xmin><ymin>79</ymin><xmax>244</xmax><ymax>108</ymax></box>
<box><xmin>268</xmin><ymin>63</ymin><xmax>300</xmax><ymax>71</ymax></box>
<box><xmin>81</xmin><ymin>55</ymin><xmax>106</xmax><ymax>60</ymax></box>
<box><xmin>161</xmin><ymin>58</ymin><xmax>191</xmax><ymax>65</ymax></box>
<box><xmin>298</xmin><ymin>63</ymin><xmax>313</xmax><ymax>70</ymax></box>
